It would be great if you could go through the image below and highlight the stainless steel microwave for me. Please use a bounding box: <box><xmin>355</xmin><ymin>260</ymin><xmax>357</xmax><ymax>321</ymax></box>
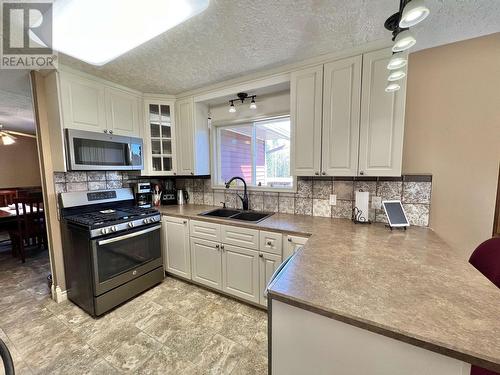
<box><xmin>66</xmin><ymin>129</ymin><xmax>143</xmax><ymax>171</ymax></box>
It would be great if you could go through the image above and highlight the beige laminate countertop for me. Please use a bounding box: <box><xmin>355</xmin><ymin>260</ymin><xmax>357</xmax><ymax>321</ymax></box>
<box><xmin>158</xmin><ymin>205</ymin><xmax>500</xmax><ymax>372</ymax></box>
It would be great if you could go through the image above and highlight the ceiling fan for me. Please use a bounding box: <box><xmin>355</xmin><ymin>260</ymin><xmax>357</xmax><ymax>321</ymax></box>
<box><xmin>0</xmin><ymin>125</ymin><xmax>36</xmax><ymax>146</ymax></box>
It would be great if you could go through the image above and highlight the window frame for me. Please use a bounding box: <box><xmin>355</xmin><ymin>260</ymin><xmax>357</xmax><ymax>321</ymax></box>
<box><xmin>211</xmin><ymin>115</ymin><xmax>296</xmax><ymax>193</ymax></box>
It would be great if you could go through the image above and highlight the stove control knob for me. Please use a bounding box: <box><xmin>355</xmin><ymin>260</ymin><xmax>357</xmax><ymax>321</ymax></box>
<box><xmin>128</xmin><ymin>222</ymin><xmax>134</xmax><ymax>228</ymax></box>
<box><xmin>101</xmin><ymin>228</ymin><xmax>108</xmax><ymax>235</ymax></box>
<box><xmin>111</xmin><ymin>226</ymin><xmax>117</xmax><ymax>232</ymax></box>
<box><xmin>143</xmin><ymin>218</ymin><xmax>150</xmax><ymax>224</ymax></box>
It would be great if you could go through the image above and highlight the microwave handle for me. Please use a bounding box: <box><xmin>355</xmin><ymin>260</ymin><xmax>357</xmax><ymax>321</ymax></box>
<box><xmin>126</xmin><ymin>143</ymin><xmax>133</xmax><ymax>165</ymax></box>
<box><xmin>97</xmin><ymin>225</ymin><xmax>160</xmax><ymax>246</ymax></box>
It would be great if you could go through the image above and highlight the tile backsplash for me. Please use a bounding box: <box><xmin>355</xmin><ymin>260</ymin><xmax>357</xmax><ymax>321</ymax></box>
<box><xmin>53</xmin><ymin>172</ymin><xmax>432</xmax><ymax>227</ymax></box>
<box><xmin>176</xmin><ymin>175</ymin><xmax>433</xmax><ymax>227</ymax></box>
<box><xmin>53</xmin><ymin>171</ymin><xmax>138</xmax><ymax>194</ymax></box>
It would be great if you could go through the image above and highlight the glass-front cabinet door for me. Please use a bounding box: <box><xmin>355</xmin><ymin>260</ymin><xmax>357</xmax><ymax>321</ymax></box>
<box><xmin>144</xmin><ymin>100</ymin><xmax>176</xmax><ymax>175</ymax></box>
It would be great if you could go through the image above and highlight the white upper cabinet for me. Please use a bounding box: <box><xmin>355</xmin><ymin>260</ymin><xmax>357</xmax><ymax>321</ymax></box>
<box><xmin>59</xmin><ymin>73</ymin><xmax>107</xmax><ymax>133</ymax></box>
<box><xmin>175</xmin><ymin>97</ymin><xmax>195</xmax><ymax>175</ymax></box>
<box><xmin>322</xmin><ymin>56</ymin><xmax>362</xmax><ymax>176</ymax></box>
<box><xmin>291</xmin><ymin>65</ymin><xmax>323</xmax><ymax>176</ymax></box>
<box><xmin>143</xmin><ymin>99</ymin><xmax>177</xmax><ymax>175</ymax></box>
<box><xmin>358</xmin><ymin>48</ymin><xmax>407</xmax><ymax>176</ymax></box>
<box><xmin>175</xmin><ymin>97</ymin><xmax>210</xmax><ymax>176</ymax></box>
<box><xmin>59</xmin><ymin>70</ymin><xmax>142</xmax><ymax>137</ymax></box>
<box><xmin>291</xmin><ymin>48</ymin><xmax>407</xmax><ymax>177</ymax></box>
<box><xmin>105</xmin><ymin>87</ymin><xmax>141</xmax><ymax>137</ymax></box>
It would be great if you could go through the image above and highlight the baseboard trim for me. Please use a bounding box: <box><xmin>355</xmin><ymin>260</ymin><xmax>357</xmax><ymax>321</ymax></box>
<box><xmin>51</xmin><ymin>285</ymin><xmax>67</xmax><ymax>303</ymax></box>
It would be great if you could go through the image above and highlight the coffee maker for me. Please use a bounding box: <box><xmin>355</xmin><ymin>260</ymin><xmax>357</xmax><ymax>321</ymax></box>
<box><xmin>160</xmin><ymin>178</ymin><xmax>177</xmax><ymax>205</ymax></box>
<box><xmin>133</xmin><ymin>182</ymin><xmax>152</xmax><ymax>207</ymax></box>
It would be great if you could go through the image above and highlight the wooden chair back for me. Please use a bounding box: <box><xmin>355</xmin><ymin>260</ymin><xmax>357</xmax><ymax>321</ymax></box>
<box><xmin>0</xmin><ymin>190</ymin><xmax>18</xmax><ymax>206</ymax></box>
<box><xmin>13</xmin><ymin>196</ymin><xmax>45</xmax><ymax>238</ymax></box>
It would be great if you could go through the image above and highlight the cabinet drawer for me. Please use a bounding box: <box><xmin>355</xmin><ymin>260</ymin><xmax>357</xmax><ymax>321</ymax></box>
<box><xmin>259</xmin><ymin>231</ymin><xmax>283</xmax><ymax>255</ymax></box>
<box><xmin>221</xmin><ymin>225</ymin><xmax>259</xmax><ymax>250</ymax></box>
<box><xmin>189</xmin><ymin>220</ymin><xmax>221</xmax><ymax>242</ymax></box>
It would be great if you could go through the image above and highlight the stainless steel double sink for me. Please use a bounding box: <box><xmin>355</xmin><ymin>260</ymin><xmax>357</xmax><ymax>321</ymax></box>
<box><xmin>199</xmin><ymin>208</ymin><xmax>273</xmax><ymax>223</ymax></box>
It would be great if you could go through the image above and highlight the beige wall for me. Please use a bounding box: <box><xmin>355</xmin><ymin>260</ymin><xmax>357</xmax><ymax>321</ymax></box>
<box><xmin>0</xmin><ymin>136</ymin><xmax>41</xmax><ymax>188</ymax></box>
<box><xmin>403</xmin><ymin>33</ymin><xmax>500</xmax><ymax>259</ymax></box>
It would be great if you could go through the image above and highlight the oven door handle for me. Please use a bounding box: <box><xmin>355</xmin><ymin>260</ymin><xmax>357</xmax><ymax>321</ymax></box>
<box><xmin>97</xmin><ymin>225</ymin><xmax>161</xmax><ymax>245</ymax></box>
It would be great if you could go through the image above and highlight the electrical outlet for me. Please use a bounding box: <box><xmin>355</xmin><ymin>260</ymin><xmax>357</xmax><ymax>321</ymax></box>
<box><xmin>372</xmin><ymin>196</ymin><xmax>382</xmax><ymax>210</ymax></box>
<box><xmin>329</xmin><ymin>194</ymin><xmax>337</xmax><ymax>206</ymax></box>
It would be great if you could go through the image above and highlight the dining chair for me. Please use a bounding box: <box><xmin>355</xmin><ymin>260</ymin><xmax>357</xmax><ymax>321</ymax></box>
<box><xmin>469</xmin><ymin>237</ymin><xmax>500</xmax><ymax>375</ymax></box>
<box><xmin>0</xmin><ymin>190</ymin><xmax>17</xmax><ymax>207</ymax></box>
<box><xmin>10</xmin><ymin>196</ymin><xmax>46</xmax><ymax>263</ymax></box>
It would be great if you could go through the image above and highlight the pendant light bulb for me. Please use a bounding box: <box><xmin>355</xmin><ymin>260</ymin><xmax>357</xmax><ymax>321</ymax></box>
<box><xmin>399</xmin><ymin>0</ymin><xmax>430</xmax><ymax>28</ymax></box>
<box><xmin>229</xmin><ymin>101</ymin><xmax>236</xmax><ymax>113</ymax></box>
<box><xmin>388</xmin><ymin>70</ymin><xmax>406</xmax><ymax>81</ymax></box>
<box><xmin>385</xmin><ymin>83</ymin><xmax>401</xmax><ymax>93</ymax></box>
<box><xmin>387</xmin><ymin>53</ymin><xmax>408</xmax><ymax>70</ymax></box>
<box><xmin>392</xmin><ymin>30</ymin><xmax>416</xmax><ymax>52</ymax></box>
<box><xmin>249</xmin><ymin>97</ymin><xmax>257</xmax><ymax>110</ymax></box>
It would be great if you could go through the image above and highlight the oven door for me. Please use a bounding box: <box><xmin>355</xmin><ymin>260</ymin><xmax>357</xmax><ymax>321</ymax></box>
<box><xmin>66</xmin><ymin>129</ymin><xmax>143</xmax><ymax>170</ymax></box>
<box><xmin>91</xmin><ymin>224</ymin><xmax>162</xmax><ymax>296</ymax></box>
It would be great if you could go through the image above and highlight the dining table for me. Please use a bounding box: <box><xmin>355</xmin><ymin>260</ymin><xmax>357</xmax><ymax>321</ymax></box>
<box><xmin>0</xmin><ymin>205</ymin><xmax>43</xmax><ymax>228</ymax></box>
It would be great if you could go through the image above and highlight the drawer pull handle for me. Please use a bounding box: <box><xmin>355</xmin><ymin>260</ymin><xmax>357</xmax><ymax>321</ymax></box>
<box><xmin>266</xmin><ymin>241</ymin><xmax>272</xmax><ymax>246</ymax></box>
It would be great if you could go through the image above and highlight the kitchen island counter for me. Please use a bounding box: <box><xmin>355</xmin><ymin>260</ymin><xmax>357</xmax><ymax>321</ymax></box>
<box><xmin>158</xmin><ymin>204</ymin><xmax>500</xmax><ymax>372</ymax></box>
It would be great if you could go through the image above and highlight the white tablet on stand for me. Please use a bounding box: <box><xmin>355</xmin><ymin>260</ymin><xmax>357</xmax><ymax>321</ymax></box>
<box><xmin>382</xmin><ymin>200</ymin><xmax>410</xmax><ymax>230</ymax></box>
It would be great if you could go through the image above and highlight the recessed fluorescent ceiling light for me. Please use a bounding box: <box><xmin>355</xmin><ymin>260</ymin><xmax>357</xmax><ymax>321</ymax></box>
<box><xmin>50</xmin><ymin>0</ymin><xmax>209</xmax><ymax>66</ymax></box>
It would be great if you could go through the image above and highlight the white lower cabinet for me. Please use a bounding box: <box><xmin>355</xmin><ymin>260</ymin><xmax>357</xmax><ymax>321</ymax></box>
<box><xmin>222</xmin><ymin>244</ymin><xmax>260</xmax><ymax>303</ymax></box>
<box><xmin>259</xmin><ymin>252</ymin><xmax>282</xmax><ymax>307</ymax></box>
<box><xmin>162</xmin><ymin>216</ymin><xmax>191</xmax><ymax>280</ymax></box>
<box><xmin>190</xmin><ymin>237</ymin><xmax>222</xmax><ymax>290</ymax></box>
<box><xmin>163</xmin><ymin>217</ymin><xmax>292</xmax><ymax>307</ymax></box>
<box><xmin>284</xmin><ymin>235</ymin><xmax>309</xmax><ymax>259</ymax></box>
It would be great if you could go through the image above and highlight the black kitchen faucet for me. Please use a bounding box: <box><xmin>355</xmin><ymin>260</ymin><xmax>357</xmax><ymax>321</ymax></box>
<box><xmin>225</xmin><ymin>176</ymin><xmax>249</xmax><ymax>210</ymax></box>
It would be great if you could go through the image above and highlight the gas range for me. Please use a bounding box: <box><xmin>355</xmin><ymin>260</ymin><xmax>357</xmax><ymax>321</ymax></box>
<box><xmin>65</xmin><ymin>206</ymin><xmax>160</xmax><ymax>238</ymax></box>
<box><xmin>60</xmin><ymin>188</ymin><xmax>161</xmax><ymax>238</ymax></box>
<box><xmin>58</xmin><ymin>188</ymin><xmax>164</xmax><ymax>317</ymax></box>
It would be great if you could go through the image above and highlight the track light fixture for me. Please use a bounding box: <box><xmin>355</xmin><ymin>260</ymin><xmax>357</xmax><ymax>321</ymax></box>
<box><xmin>384</xmin><ymin>0</ymin><xmax>430</xmax><ymax>91</ymax></box>
<box><xmin>385</xmin><ymin>83</ymin><xmax>401</xmax><ymax>93</ymax></box>
<box><xmin>387</xmin><ymin>52</ymin><xmax>408</xmax><ymax>70</ymax></box>
<box><xmin>399</xmin><ymin>0</ymin><xmax>430</xmax><ymax>28</ymax></box>
<box><xmin>387</xmin><ymin>70</ymin><xmax>406</xmax><ymax>81</ymax></box>
<box><xmin>228</xmin><ymin>92</ymin><xmax>257</xmax><ymax>113</ymax></box>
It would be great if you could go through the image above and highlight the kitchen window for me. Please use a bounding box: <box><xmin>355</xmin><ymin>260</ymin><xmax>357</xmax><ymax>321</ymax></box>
<box><xmin>213</xmin><ymin>116</ymin><xmax>293</xmax><ymax>190</ymax></box>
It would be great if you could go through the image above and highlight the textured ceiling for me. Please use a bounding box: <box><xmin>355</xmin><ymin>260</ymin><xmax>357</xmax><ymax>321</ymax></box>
<box><xmin>60</xmin><ymin>0</ymin><xmax>500</xmax><ymax>95</ymax></box>
<box><xmin>0</xmin><ymin>70</ymin><xmax>35</xmax><ymax>134</ymax></box>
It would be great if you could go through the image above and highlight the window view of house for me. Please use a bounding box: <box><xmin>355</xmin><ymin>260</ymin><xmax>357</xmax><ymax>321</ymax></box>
<box><xmin>217</xmin><ymin>117</ymin><xmax>292</xmax><ymax>189</ymax></box>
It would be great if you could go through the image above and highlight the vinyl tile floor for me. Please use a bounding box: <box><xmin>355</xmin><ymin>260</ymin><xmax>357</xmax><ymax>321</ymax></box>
<box><xmin>0</xmin><ymin>249</ymin><xmax>268</xmax><ymax>374</ymax></box>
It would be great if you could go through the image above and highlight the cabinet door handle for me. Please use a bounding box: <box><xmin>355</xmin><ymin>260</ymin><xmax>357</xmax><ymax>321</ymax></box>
<box><xmin>321</xmin><ymin>171</ymin><xmax>326</xmax><ymax>176</ymax></box>
<box><xmin>359</xmin><ymin>171</ymin><xmax>364</xmax><ymax>175</ymax></box>
<box><xmin>183</xmin><ymin>220</ymin><xmax>187</xmax><ymax>224</ymax></box>
<box><xmin>190</xmin><ymin>172</ymin><xmax>194</xmax><ymax>175</ymax></box>
<box><xmin>266</xmin><ymin>240</ymin><xmax>272</xmax><ymax>246</ymax></box>
<box><xmin>221</xmin><ymin>244</ymin><xmax>225</xmax><ymax>251</ymax></box>
<box><xmin>287</xmin><ymin>238</ymin><xmax>292</xmax><ymax>242</ymax></box>
<box><xmin>259</xmin><ymin>253</ymin><xmax>263</xmax><ymax>258</ymax></box>
<box><xmin>215</xmin><ymin>244</ymin><xmax>220</xmax><ymax>249</ymax></box>
<box><xmin>314</xmin><ymin>172</ymin><xmax>319</xmax><ymax>175</ymax></box>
